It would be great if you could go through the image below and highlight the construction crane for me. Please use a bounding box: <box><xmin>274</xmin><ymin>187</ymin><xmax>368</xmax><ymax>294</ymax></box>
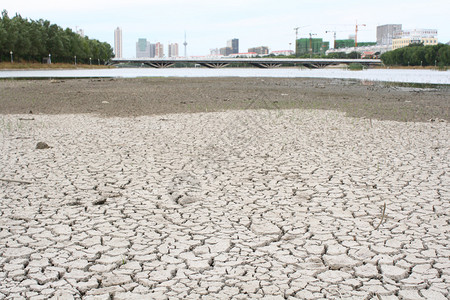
<box><xmin>294</xmin><ymin>26</ymin><xmax>311</xmax><ymax>40</ymax></box>
<box><xmin>294</xmin><ymin>27</ymin><xmax>300</xmax><ymax>41</ymax></box>
<box><xmin>293</xmin><ymin>26</ymin><xmax>309</xmax><ymax>57</ymax></box>
<box><xmin>294</xmin><ymin>26</ymin><xmax>309</xmax><ymax>40</ymax></box>
<box><xmin>355</xmin><ymin>22</ymin><xmax>366</xmax><ymax>47</ymax></box>
<box><xmin>309</xmin><ymin>33</ymin><xmax>317</xmax><ymax>57</ymax></box>
<box><xmin>327</xmin><ymin>23</ymin><xmax>367</xmax><ymax>47</ymax></box>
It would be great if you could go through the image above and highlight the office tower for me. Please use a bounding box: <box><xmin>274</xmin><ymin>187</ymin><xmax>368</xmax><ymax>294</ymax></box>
<box><xmin>114</xmin><ymin>27</ymin><xmax>123</xmax><ymax>58</ymax></box>
<box><xmin>136</xmin><ymin>38</ymin><xmax>151</xmax><ymax>58</ymax></box>
<box><xmin>227</xmin><ymin>38</ymin><xmax>239</xmax><ymax>54</ymax></box>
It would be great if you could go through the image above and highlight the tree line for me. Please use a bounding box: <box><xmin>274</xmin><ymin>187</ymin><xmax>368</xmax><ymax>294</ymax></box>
<box><xmin>380</xmin><ymin>43</ymin><xmax>450</xmax><ymax>67</ymax></box>
<box><xmin>0</xmin><ymin>10</ymin><xmax>114</xmax><ymax>64</ymax></box>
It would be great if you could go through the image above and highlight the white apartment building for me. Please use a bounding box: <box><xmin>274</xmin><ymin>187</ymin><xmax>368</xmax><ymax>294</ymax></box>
<box><xmin>392</xmin><ymin>28</ymin><xmax>438</xmax><ymax>50</ymax></box>
<box><xmin>155</xmin><ymin>42</ymin><xmax>164</xmax><ymax>58</ymax></box>
<box><xmin>114</xmin><ymin>27</ymin><xmax>123</xmax><ymax>58</ymax></box>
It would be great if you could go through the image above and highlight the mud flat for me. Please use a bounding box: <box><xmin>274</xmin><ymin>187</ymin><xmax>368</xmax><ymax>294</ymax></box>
<box><xmin>0</xmin><ymin>77</ymin><xmax>449</xmax><ymax>299</ymax></box>
<box><xmin>0</xmin><ymin>77</ymin><xmax>449</xmax><ymax>121</ymax></box>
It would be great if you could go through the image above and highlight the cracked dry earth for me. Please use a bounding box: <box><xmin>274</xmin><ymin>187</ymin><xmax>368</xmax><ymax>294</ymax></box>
<box><xmin>0</xmin><ymin>109</ymin><xmax>449</xmax><ymax>300</ymax></box>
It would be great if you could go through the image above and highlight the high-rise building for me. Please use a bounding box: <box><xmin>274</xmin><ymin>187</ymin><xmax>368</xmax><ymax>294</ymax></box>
<box><xmin>149</xmin><ymin>44</ymin><xmax>156</xmax><ymax>58</ymax></box>
<box><xmin>114</xmin><ymin>27</ymin><xmax>123</xmax><ymax>58</ymax></box>
<box><xmin>220</xmin><ymin>47</ymin><xmax>233</xmax><ymax>56</ymax></box>
<box><xmin>136</xmin><ymin>38</ymin><xmax>151</xmax><ymax>58</ymax></box>
<box><xmin>155</xmin><ymin>42</ymin><xmax>164</xmax><ymax>58</ymax></box>
<box><xmin>227</xmin><ymin>39</ymin><xmax>239</xmax><ymax>54</ymax></box>
<box><xmin>296</xmin><ymin>38</ymin><xmax>329</xmax><ymax>56</ymax></box>
<box><xmin>210</xmin><ymin>48</ymin><xmax>220</xmax><ymax>56</ymax></box>
<box><xmin>168</xmin><ymin>43</ymin><xmax>179</xmax><ymax>57</ymax></box>
<box><xmin>248</xmin><ymin>46</ymin><xmax>269</xmax><ymax>55</ymax></box>
<box><xmin>377</xmin><ymin>24</ymin><xmax>402</xmax><ymax>45</ymax></box>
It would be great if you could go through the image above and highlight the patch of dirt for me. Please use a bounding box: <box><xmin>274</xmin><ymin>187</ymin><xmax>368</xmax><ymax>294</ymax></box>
<box><xmin>0</xmin><ymin>77</ymin><xmax>448</xmax><ymax>122</ymax></box>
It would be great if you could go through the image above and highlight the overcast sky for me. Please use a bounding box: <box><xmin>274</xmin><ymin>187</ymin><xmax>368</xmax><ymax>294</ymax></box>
<box><xmin>3</xmin><ymin>0</ymin><xmax>450</xmax><ymax>58</ymax></box>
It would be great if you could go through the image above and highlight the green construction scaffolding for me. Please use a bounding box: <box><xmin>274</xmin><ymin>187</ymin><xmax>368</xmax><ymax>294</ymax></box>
<box><xmin>335</xmin><ymin>39</ymin><xmax>377</xmax><ymax>49</ymax></box>
<box><xmin>296</xmin><ymin>38</ymin><xmax>329</xmax><ymax>56</ymax></box>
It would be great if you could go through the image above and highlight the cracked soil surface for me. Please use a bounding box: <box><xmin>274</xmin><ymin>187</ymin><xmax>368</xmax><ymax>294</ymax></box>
<box><xmin>0</xmin><ymin>77</ymin><xmax>449</xmax><ymax>299</ymax></box>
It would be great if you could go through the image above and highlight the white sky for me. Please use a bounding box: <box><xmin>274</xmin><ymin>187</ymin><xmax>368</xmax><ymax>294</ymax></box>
<box><xmin>3</xmin><ymin>0</ymin><xmax>450</xmax><ymax>58</ymax></box>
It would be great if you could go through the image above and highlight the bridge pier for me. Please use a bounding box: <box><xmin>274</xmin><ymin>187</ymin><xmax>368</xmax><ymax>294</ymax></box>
<box><xmin>108</xmin><ymin>58</ymin><xmax>382</xmax><ymax>69</ymax></box>
<box><xmin>302</xmin><ymin>62</ymin><xmax>343</xmax><ymax>69</ymax></box>
<box><xmin>199</xmin><ymin>62</ymin><xmax>230</xmax><ymax>68</ymax></box>
<box><xmin>144</xmin><ymin>62</ymin><xmax>174</xmax><ymax>68</ymax></box>
<box><xmin>250</xmin><ymin>63</ymin><xmax>282</xmax><ymax>68</ymax></box>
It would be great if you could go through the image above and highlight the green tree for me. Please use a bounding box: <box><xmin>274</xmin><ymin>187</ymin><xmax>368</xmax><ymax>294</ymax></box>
<box><xmin>381</xmin><ymin>44</ymin><xmax>450</xmax><ymax>66</ymax></box>
<box><xmin>438</xmin><ymin>45</ymin><xmax>450</xmax><ymax>65</ymax></box>
<box><xmin>0</xmin><ymin>10</ymin><xmax>113</xmax><ymax>63</ymax></box>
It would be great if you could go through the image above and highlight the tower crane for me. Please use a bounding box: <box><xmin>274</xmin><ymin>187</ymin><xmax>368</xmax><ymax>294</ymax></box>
<box><xmin>293</xmin><ymin>26</ymin><xmax>309</xmax><ymax>57</ymax></box>
<box><xmin>309</xmin><ymin>33</ymin><xmax>317</xmax><ymax>57</ymax></box>
<box><xmin>294</xmin><ymin>27</ymin><xmax>300</xmax><ymax>41</ymax></box>
<box><xmin>355</xmin><ymin>22</ymin><xmax>366</xmax><ymax>47</ymax></box>
<box><xmin>294</xmin><ymin>26</ymin><xmax>309</xmax><ymax>40</ymax></box>
<box><xmin>294</xmin><ymin>25</ymin><xmax>309</xmax><ymax>41</ymax></box>
<box><xmin>327</xmin><ymin>23</ymin><xmax>367</xmax><ymax>48</ymax></box>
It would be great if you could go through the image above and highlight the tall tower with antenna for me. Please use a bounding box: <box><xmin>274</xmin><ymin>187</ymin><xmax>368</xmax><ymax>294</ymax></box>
<box><xmin>183</xmin><ymin>32</ymin><xmax>188</xmax><ymax>58</ymax></box>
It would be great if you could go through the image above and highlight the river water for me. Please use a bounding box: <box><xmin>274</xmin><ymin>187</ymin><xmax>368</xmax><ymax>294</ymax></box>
<box><xmin>0</xmin><ymin>68</ymin><xmax>449</xmax><ymax>84</ymax></box>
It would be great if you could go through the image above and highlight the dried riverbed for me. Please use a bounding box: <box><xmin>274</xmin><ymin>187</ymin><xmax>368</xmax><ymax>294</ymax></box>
<box><xmin>0</xmin><ymin>78</ymin><xmax>449</xmax><ymax>299</ymax></box>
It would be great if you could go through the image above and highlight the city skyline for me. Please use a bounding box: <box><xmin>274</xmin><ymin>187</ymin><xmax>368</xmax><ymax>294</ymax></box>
<box><xmin>3</xmin><ymin>0</ymin><xmax>450</xmax><ymax>58</ymax></box>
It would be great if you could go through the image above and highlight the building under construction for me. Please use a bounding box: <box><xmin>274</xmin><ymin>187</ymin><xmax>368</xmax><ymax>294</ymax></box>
<box><xmin>296</xmin><ymin>38</ymin><xmax>329</xmax><ymax>56</ymax></box>
<box><xmin>335</xmin><ymin>39</ymin><xmax>376</xmax><ymax>49</ymax></box>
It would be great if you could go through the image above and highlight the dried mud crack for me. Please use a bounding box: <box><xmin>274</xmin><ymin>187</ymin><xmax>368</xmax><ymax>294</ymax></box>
<box><xmin>0</xmin><ymin>77</ymin><xmax>449</xmax><ymax>299</ymax></box>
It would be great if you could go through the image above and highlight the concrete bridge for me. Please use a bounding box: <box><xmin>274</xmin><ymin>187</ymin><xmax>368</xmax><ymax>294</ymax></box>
<box><xmin>108</xmin><ymin>58</ymin><xmax>382</xmax><ymax>69</ymax></box>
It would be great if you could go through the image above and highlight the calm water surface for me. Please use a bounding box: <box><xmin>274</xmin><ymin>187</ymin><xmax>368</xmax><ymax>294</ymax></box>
<box><xmin>0</xmin><ymin>68</ymin><xmax>449</xmax><ymax>84</ymax></box>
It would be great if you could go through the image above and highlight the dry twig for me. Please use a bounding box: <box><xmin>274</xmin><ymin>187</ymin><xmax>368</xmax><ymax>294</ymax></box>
<box><xmin>0</xmin><ymin>178</ymin><xmax>33</xmax><ymax>184</ymax></box>
<box><xmin>374</xmin><ymin>202</ymin><xmax>386</xmax><ymax>230</ymax></box>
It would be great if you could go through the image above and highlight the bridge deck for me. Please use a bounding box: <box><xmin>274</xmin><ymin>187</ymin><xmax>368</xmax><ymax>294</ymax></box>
<box><xmin>109</xmin><ymin>58</ymin><xmax>382</xmax><ymax>69</ymax></box>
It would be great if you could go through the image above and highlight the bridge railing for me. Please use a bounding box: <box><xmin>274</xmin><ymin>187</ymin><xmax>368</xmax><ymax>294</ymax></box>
<box><xmin>108</xmin><ymin>58</ymin><xmax>382</xmax><ymax>68</ymax></box>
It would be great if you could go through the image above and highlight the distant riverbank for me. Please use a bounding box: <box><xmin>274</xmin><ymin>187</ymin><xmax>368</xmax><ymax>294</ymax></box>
<box><xmin>0</xmin><ymin>62</ymin><xmax>112</xmax><ymax>70</ymax></box>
